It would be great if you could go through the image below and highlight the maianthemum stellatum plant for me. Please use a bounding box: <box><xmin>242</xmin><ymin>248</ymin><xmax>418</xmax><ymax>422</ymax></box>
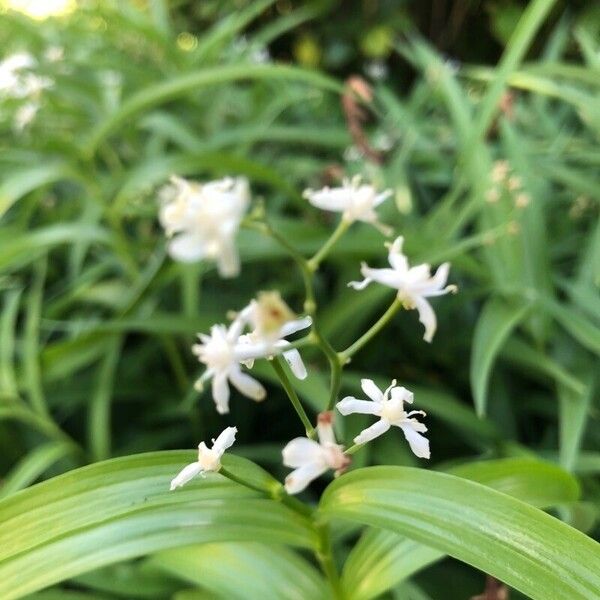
<box><xmin>1</xmin><ymin>0</ymin><xmax>600</xmax><ymax>598</ymax></box>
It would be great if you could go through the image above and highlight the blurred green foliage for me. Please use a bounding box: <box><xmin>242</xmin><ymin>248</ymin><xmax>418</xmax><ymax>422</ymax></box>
<box><xmin>0</xmin><ymin>0</ymin><xmax>599</xmax><ymax>598</ymax></box>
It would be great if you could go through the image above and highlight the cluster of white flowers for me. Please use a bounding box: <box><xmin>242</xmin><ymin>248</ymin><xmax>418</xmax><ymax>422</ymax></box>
<box><xmin>0</xmin><ymin>50</ymin><xmax>58</xmax><ymax>131</ymax></box>
<box><xmin>192</xmin><ymin>291</ymin><xmax>311</xmax><ymax>414</ymax></box>
<box><xmin>164</xmin><ymin>173</ymin><xmax>455</xmax><ymax>495</ymax></box>
<box><xmin>159</xmin><ymin>175</ymin><xmax>249</xmax><ymax>278</ymax></box>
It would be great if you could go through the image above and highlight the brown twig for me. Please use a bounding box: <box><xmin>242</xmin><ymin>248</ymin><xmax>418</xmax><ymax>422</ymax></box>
<box><xmin>471</xmin><ymin>575</ymin><xmax>509</xmax><ymax>600</ymax></box>
<box><xmin>341</xmin><ymin>76</ymin><xmax>384</xmax><ymax>165</ymax></box>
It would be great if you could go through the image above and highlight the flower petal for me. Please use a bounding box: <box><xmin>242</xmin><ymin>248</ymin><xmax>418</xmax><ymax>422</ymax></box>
<box><xmin>212</xmin><ymin>372</ymin><xmax>230</xmax><ymax>414</ymax></box>
<box><xmin>361</xmin><ymin>378</ymin><xmax>384</xmax><ymax>402</ymax></box>
<box><xmin>399</xmin><ymin>422</ymin><xmax>430</xmax><ymax>458</ymax></box>
<box><xmin>228</xmin><ymin>367</ymin><xmax>266</xmax><ymax>401</ymax></box>
<box><xmin>282</xmin><ymin>348</ymin><xmax>307</xmax><ymax>380</ymax></box>
<box><xmin>212</xmin><ymin>426</ymin><xmax>238</xmax><ymax>455</ymax></box>
<box><xmin>170</xmin><ymin>462</ymin><xmax>202</xmax><ymax>490</ymax></box>
<box><xmin>353</xmin><ymin>419</ymin><xmax>391</xmax><ymax>444</ymax></box>
<box><xmin>216</xmin><ymin>240</ymin><xmax>240</xmax><ymax>278</ymax></box>
<box><xmin>390</xmin><ymin>385</ymin><xmax>414</xmax><ymax>404</ymax></box>
<box><xmin>304</xmin><ymin>187</ymin><xmax>350</xmax><ymax>212</ymax></box>
<box><xmin>284</xmin><ymin>462</ymin><xmax>328</xmax><ymax>495</ymax></box>
<box><xmin>279</xmin><ymin>316</ymin><xmax>312</xmax><ymax>337</ymax></box>
<box><xmin>282</xmin><ymin>437</ymin><xmax>325</xmax><ymax>468</ymax></box>
<box><xmin>337</xmin><ymin>397</ymin><xmax>380</xmax><ymax>416</ymax></box>
<box><xmin>168</xmin><ymin>233</ymin><xmax>206</xmax><ymax>263</ymax></box>
<box><xmin>413</xmin><ymin>295</ymin><xmax>437</xmax><ymax>343</ymax></box>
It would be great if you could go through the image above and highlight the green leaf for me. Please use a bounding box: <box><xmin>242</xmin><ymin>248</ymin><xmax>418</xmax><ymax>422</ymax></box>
<box><xmin>86</xmin><ymin>64</ymin><xmax>342</xmax><ymax>154</ymax></box>
<box><xmin>321</xmin><ymin>466</ymin><xmax>600</xmax><ymax>600</ymax></box>
<box><xmin>0</xmin><ymin>162</ymin><xmax>81</xmax><ymax>219</ymax></box>
<box><xmin>470</xmin><ymin>298</ymin><xmax>531</xmax><ymax>416</ymax></box>
<box><xmin>0</xmin><ymin>452</ymin><xmax>315</xmax><ymax>599</ymax></box>
<box><xmin>341</xmin><ymin>458</ymin><xmax>580</xmax><ymax>600</ymax></box>
<box><xmin>150</xmin><ymin>543</ymin><xmax>328</xmax><ymax>600</ymax></box>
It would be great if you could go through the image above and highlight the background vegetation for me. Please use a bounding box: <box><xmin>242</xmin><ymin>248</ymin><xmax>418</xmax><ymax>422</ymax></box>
<box><xmin>0</xmin><ymin>0</ymin><xmax>599</xmax><ymax>598</ymax></box>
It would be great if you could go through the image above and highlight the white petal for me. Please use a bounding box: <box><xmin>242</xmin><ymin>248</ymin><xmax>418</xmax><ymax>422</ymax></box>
<box><xmin>170</xmin><ymin>462</ymin><xmax>202</xmax><ymax>490</ymax></box>
<box><xmin>316</xmin><ymin>415</ymin><xmax>336</xmax><ymax>446</ymax></box>
<box><xmin>348</xmin><ymin>276</ymin><xmax>372</xmax><ymax>290</ymax></box>
<box><xmin>168</xmin><ymin>233</ymin><xmax>206</xmax><ymax>263</ymax></box>
<box><xmin>212</xmin><ymin>372</ymin><xmax>230</xmax><ymax>414</ymax></box>
<box><xmin>361</xmin><ymin>379</ymin><xmax>384</xmax><ymax>402</ymax></box>
<box><xmin>363</xmin><ymin>266</ymin><xmax>403</xmax><ymax>289</ymax></box>
<box><xmin>304</xmin><ymin>187</ymin><xmax>350</xmax><ymax>212</ymax></box>
<box><xmin>373</xmin><ymin>189</ymin><xmax>393</xmax><ymax>207</ymax></box>
<box><xmin>216</xmin><ymin>240</ymin><xmax>240</xmax><ymax>278</ymax></box>
<box><xmin>212</xmin><ymin>426</ymin><xmax>238</xmax><ymax>455</ymax></box>
<box><xmin>279</xmin><ymin>316</ymin><xmax>312</xmax><ymax>337</ymax></box>
<box><xmin>387</xmin><ymin>237</ymin><xmax>409</xmax><ymax>272</ymax></box>
<box><xmin>284</xmin><ymin>462</ymin><xmax>328</xmax><ymax>495</ymax></box>
<box><xmin>399</xmin><ymin>423</ymin><xmax>430</xmax><ymax>458</ymax></box>
<box><xmin>228</xmin><ymin>367</ymin><xmax>266</xmax><ymax>401</ymax></box>
<box><xmin>336</xmin><ymin>397</ymin><xmax>380</xmax><ymax>416</ymax></box>
<box><xmin>282</xmin><ymin>348</ymin><xmax>307</xmax><ymax>380</ymax></box>
<box><xmin>429</xmin><ymin>262</ymin><xmax>450</xmax><ymax>292</ymax></box>
<box><xmin>353</xmin><ymin>419</ymin><xmax>391</xmax><ymax>445</ymax></box>
<box><xmin>413</xmin><ymin>295</ymin><xmax>437</xmax><ymax>343</ymax></box>
<box><xmin>391</xmin><ymin>386</ymin><xmax>414</xmax><ymax>404</ymax></box>
<box><xmin>282</xmin><ymin>437</ymin><xmax>325</xmax><ymax>468</ymax></box>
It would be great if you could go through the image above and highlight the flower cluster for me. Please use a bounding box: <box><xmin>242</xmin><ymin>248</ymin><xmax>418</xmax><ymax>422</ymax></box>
<box><xmin>159</xmin><ymin>175</ymin><xmax>249</xmax><ymax>278</ymax></box>
<box><xmin>163</xmin><ymin>173</ymin><xmax>455</xmax><ymax>495</ymax></box>
<box><xmin>0</xmin><ymin>50</ymin><xmax>59</xmax><ymax>130</ymax></box>
<box><xmin>192</xmin><ymin>291</ymin><xmax>311</xmax><ymax>414</ymax></box>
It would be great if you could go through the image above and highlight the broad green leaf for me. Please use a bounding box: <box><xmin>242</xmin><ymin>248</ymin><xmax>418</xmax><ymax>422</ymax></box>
<box><xmin>321</xmin><ymin>466</ymin><xmax>600</xmax><ymax>600</ymax></box>
<box><xmin>341</xmin><ymin>458</ymin><xmax>580</xmax><ymax>600</ymax></box>
<box><xmin>471</xmin><ymin>298</ymin><xmax>531</xmax><ymax>416</ymax></box>
<box><xmin>0</xmin><ymin>452</ymin><xmax>315</xmax><ymax>599</ymax></box>
<box><xmin>151</xmin><ymin>543</ymin><xmax>327</xmax><ymax>600</ymax></box>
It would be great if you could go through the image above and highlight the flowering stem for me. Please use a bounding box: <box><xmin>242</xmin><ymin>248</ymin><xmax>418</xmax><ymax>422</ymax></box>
<box><xmin>219</xmin><ymin>467</ymin><xmax>268</xmax><ymax>494</ymax></box>
<box><xmin>307</xmin><ymin>218</ymin><xmax>350</xmax><ymax>272</ymax></box>
<box><xmin>271</xmin><ymin>357</ymin><xmax>316</xmax><ymax>439</ymax></box>
<box><xmin>338</xmin><ymin>296</ymin><xmax>403</xmax><ymax>363</ymax></box>
<box><xmin>344</xmin><ymin>442</ymin><xmax>365</xmax><ymax>455</ymax></box>
<box><xmin>316</xmin><ymin>522</ymin><xmax>344</xmax><ymax>599</ymax></box>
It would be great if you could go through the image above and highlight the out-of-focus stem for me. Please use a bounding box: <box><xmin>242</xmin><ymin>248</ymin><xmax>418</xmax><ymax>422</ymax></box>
<box><xmin>271</xmin><ymin>357</ymin><xmax>316</xmax><ymax>439</ymax></box>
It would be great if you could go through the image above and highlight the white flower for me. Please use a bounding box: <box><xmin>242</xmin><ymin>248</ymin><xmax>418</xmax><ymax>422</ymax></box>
<box><xmin>44</xmin><ymin>46</ymin><xmax>64</xmax><ymax>63</ymax></box>
<box><xmin>349</xmin><ymin>236</ymin><xmax>456</xmax><ymax>342</ymax></box>
<box><xmin>337</xmin><ymin>379</ymin><xmax>430</xmax><ymax>458</ymax></box>
<box><xmin>159</xmin><ymin>175</ymin><xmax>249</xmax><ymax>278</ymax></box>
<box><xmin>193</xmin><ymin>295</ymin><xmax>311</xmax><ymax>414</ymax></box>
<box><xmin>14</xmin><ymin>101</ymin><xmax>39</xmax><ymax>130</ymax></box>
<box><xmin>303</xmin><ymin>176</ymin><xmax>392</xmax><ymax>233</ymax></box>
<box><xmin>170</xmin><ymin>426</ymin><xmax>237</xmax><ymax>490</ymax></box>
<box><xmin>282</xmin><ymin>412</ymin><xmax>350</xmax><ymax>494</ymax></box>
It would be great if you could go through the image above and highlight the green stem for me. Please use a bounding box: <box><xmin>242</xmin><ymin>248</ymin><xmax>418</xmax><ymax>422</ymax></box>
<box><xmin>344</xmin><ymin>442</ymin><xmax>365</xmax><ymax>456</ymax></box>
<box><xmin>339</xmin><ymin>297</ymin><xmax>403</xmax><ymax>363</ymax></box>
<box><xmin>316</xmin><ymin>522</ymin><xmax>344</xmax><ymax>599</ymax></box>
<box><xmin>307</xmin><ymin>218</ymin><xmax>350</xmax><ymax>271</ymax></box>
<box><xmin>271</xmin><ymin>357</ymin><xmax>316</xmax><ymax>439</ymax></box>
<box><xmin>219</xmin><ymin>467</ymin><xmax>268</xmax><ymax>494</ymax></box>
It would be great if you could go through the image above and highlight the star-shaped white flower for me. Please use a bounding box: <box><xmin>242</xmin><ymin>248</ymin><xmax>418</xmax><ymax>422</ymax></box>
<box><xmin>303</xmin><ymin>176</ymin><xmax>392</xmax><ymax>233</ymax></box>
<box><xmin>170</xmin><ymin>426</ymin><xmax>237</xmax><ymax>490</ymax></box>
<box><xmin>337</xmin><ymin>379</ymin><xmax>430</xmax><ymax>458</ymax></box>
<box><xmin>282</xmin><ymin>412</ymin><xmax>350</xmax><ymax>494</ymax></box>
<box><xmin>349</xmin><ymin>236</ymin><xmax>456</xmax><ymax>342</ymax></box>
<box><xmin>159</xmin><ymin>175</ymin><xmax>249</xmax><ymax>278</ymax></box>
<box><xmin>193</xmin><ymin>296</ymin><xmax>311</xmax><ymax>414</ymax></box>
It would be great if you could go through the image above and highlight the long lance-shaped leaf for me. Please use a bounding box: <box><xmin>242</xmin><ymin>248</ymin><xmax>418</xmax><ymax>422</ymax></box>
<box><xmin>341</xmin><ymin>459</ymin><xmax>581</xmax><ymax>600</ymax></box>
<box><xmin>150</xmin><ymin>542</ymin><xmax>328</xmax><ymax>600</ymax></box>
<box><xmin>320</xmin><ymin>466</ymin><xmax>600</xmax><ymax>600</ymax></box>
<box><xmin>0</xmin><ymin>452</ymin><xmax>315</xmax><ymax>600</ymax></box>
<box><xmin>85</xmin><ymin>64</ymin><xmax>342</xmax><ymax>154</ymax></box>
